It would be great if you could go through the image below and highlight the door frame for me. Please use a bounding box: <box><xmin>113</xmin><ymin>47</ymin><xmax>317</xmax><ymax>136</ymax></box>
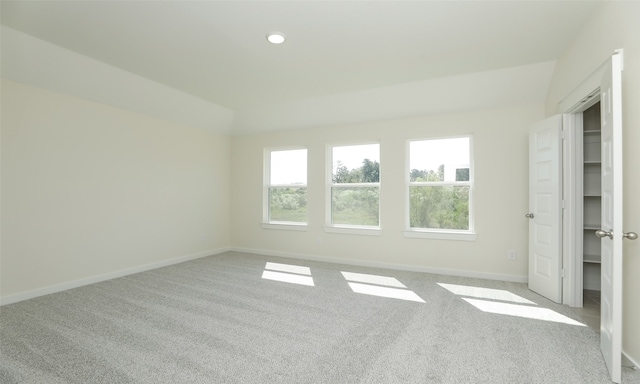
<box><xmin>561</xmin><ymin>94</ymin><xmax>600</xmax><ymax>307</ymax></box>
<box><xmin>557</xmin><ymin>51</ymin><xmax>615</xmax><ymax>307</ymax></box>
<box><xmin>548</xmin><ymin>50</ymin><xmax>626</xmax><ymax>382</ymax></box>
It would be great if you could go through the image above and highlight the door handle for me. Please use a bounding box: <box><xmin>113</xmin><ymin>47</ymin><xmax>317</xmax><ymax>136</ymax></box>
<box><xmin>595</xmin><ymin>230</ymin><xmax>637</xmax><ymax>240</ymax></box>
<box><xmin>525</xmin><ymin>213</ymin><xmax>534</xmax><ymax>219</ymax></box>
<box><xmin>623</xmin><ymin>232</ymin><xmax>638</xmax><ymax>240</ymax></box>
<box><xmin>595</xmin><ymin>229</ymin><xmax>613</xmax><ymax>239</ymax></box>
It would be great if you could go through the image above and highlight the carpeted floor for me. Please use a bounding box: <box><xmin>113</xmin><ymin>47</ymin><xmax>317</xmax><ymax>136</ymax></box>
<box><xmin>1</xmin><ymin>251</ymin><xmax>639</xmax><ymax>383</ymax></box>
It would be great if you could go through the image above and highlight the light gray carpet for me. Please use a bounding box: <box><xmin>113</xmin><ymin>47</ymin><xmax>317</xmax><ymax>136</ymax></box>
<box><xmin>1</xmin><ymin>251</ymin><xmax>639</xmax><ymax>383</ymax></box>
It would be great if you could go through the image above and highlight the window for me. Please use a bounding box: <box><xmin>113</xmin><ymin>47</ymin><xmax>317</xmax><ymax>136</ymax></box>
<box><xmin>264</xmin><ymin>148</ymin><xmax>307</xmax><ymax>226</ymax></box>
<box><xmin>406</xmin><ymin>137</ymin><xmax>474</xmax><ymax>239</ymax></box>
<box><xmin>328</xmin><ymin>143</ymin><xmax>380</xmax><ymax>230</ymax></box>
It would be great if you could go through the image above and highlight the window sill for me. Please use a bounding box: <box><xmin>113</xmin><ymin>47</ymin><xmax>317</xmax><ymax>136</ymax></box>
<box><xmin>402</xmin><ymin>230</ymin><xmax>477</xmax><ymax>241</ymax></box>
<box><xmin>323</xmin><ymin>225</ymin><xmax>381</xmax><ymax>236</ymax></box>
<box><xmin>261</xmin><ymin>222</ymin><xmax>308</xmax><ymax>231</ymax></box>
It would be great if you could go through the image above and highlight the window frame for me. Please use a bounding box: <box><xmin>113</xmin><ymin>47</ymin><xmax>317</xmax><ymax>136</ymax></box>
<box><xmin>262</xmin><ymin>146</ymin><xmax>309</xmax><ymax>231</ymax></box>
<box><xmin>324</xmin><ymin>141</ymin><xmax>381</xmax><ymax>236</ymax></box>
<box><xmin>403</xmin><ymin>135</ymin><xmax>476</xmax><ymax>241</ymax></box>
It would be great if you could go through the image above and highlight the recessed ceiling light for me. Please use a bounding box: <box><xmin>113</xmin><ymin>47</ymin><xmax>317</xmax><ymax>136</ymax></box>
<box><xmin>266</xmin><ymin>32</ymin><xmax>286</xmax><ymax>44</ymax></box>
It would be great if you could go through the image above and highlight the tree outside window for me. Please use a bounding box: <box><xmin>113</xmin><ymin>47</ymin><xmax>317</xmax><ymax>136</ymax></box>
<box><xmin>330</xmin><ymin>144</ymin><xmax>380</xmax><ymax>227</ymax></box>
<box><xmin>266</xmin><ymin>148</ymin><xmax>307</xmax><ymax>223</ymax></box>
<box><xmin>409</xmin><ymin>137</ymin><xmax>472</xmax><ymax>231</ymax></box>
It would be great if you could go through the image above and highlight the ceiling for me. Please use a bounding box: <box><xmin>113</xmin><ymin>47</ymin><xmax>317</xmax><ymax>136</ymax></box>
<box><xmin>1</xmin><ymin>0</ymin><xmax>600</xmax><ymax>113</ymax></box>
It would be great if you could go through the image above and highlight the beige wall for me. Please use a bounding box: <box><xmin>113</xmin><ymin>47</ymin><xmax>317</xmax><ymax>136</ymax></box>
<box><xmin>231</xmin><ymin>104</ymin><xmax>544</xmax><ymax>281</ymax></box>
<box><xmin>545</xmin><ymin>1</ymin><xmax>640</xmax><ymax>365</ymax></box>
<box><xmin>0</xmin><ymin>80</ymin><xmax>231</xmax><ymax>300</ymax></box>
<box><xmin>1</xmin><ymin>26</ymin><xmax>234</xmax><ymax>135</ymax></box>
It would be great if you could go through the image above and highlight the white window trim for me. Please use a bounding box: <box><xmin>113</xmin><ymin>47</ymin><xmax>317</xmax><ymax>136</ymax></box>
<box><xmin>404</xmin><ymin>135</ymin><xmax>475</xmax><ymax>241</ymax></box>
<box><xmin>323</xmin><ymin>225</ymin><xmax>381</xmax><ymax>236</ymax></box>
<box><xmin>326</xmin><ymin>142</ymin><xmax>381</xmax><ymax>230</ymax></box>
<box><xmin>409</xmin><ymin>181</ymin><xmax>471</xmax><ymax>187</ymax></box>
<box><xmin>263</xmin><ymin>147</ymin><xmax>308</xmax><ymax>229</ymax></box>
<box><xmin>402</xmin><ymin>229</ymin><xmax>476</xmax><ymax>241</ymax></box>
<box><xmin>331</xmin><ymin>182</ymin><xmax>380</xmax><ymax>188</ymax></box>
<box><xmin>262</xmin><ymin>222</ymin><xmax>308</xmax><ymax>231</ymax></box>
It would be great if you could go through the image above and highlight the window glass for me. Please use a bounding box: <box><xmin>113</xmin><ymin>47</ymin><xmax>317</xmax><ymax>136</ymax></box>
<box><xmin>409</xmin><ymin>137</ymin><xmax>471</xmax><ymax>231</ymax></box>
<box><xmin>271</xmin><ymin>149</ymin><xmax>307</xmax><ymax>184</ymax></box>
<box><xmin>331</xmin><ymin>144</ymin><xmax>380</xmax><ymax>227</ymax></box>
<box><xmin>267</xmin><ymin>149</ymin><xmax>307</xmax><ymax>223</ymax></box>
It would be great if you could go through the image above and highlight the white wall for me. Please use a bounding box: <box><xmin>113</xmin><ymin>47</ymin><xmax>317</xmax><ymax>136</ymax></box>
<box><xmin>233</xmin><ymin>62</ymin><xmax>555</xmax><ymax>134</ymax></box>
<box><xmin>1</xmin><ymin>26</ymin><xmax>234</xmax><ymax>135</ymax></box>
<box><xmin>545</xmin><ymin>1</ymin><xmax>640</xmax><ymax>365</ymax></box>
<box><xmin>231</xmin><ymin>105</ymin><xmax>543</xmax><ymax>281</ymax></box>
<box><xmin>0</xmin><ymin>79</ymin><xmax>231</xmax><ymax>302</ymax></box>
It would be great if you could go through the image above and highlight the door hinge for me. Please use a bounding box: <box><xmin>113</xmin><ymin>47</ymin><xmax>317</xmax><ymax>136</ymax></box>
<box><xmin>561</xmin><ymin>269</ymin><xmax>565</xmax><ymax>278</ymax></box>
<box><xmin>562</xmin><ymin>200</ymin><xmax>566</xmax><ymax>209</ymax></box>
<box><xmin>561</xmin><ymin>129</ymin><xmax>565</xmax><ymax>140</ymax></box>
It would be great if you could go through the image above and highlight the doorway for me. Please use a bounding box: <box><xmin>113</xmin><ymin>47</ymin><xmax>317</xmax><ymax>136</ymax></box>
<box><xmin>569</xmin><ymin>101</ymin><xmax>603</xmax><ymax>330</ymax></box>
<box><xmin>531</xmin><ymin>50</ymin><xmax>626</xmax><ymax>383</ymax></box>
<box><xmin>561</xmin><ymin>97</ymin><xmax>602</xmax><ymax>309</ymax></box>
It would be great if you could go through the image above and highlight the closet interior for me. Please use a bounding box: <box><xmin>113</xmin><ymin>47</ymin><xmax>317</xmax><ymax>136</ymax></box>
<box><xmin>581</xmin><ymin>102</ymin><xmax>602</xmax><ymax>306</ymax></box>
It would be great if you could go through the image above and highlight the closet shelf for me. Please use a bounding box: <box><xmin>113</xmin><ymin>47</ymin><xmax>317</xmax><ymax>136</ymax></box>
<box><xmin>583</xmin><ymin>255</ymin><xmax>601</xmax><ymax>264</ymax></box>
<box><xmin>581</xmin><ymin>102</ymin><xmax>602</xmax><ymax>292</ymax></box>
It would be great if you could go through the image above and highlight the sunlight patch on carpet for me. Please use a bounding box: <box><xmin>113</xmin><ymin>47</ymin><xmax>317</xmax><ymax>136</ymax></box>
<box><xmin>437</xmin><ymin>283</ymin><xmax>536</xmax><ymax>304</ymax></box>
<box><xmin>347</xmin><ymin>282</ymin><xmax>425</xmax><ymax>303</ymax></box>
<box><xmin>341</xmin><ymin>272</ymin><xmax>424</xmax><ymax>303</ymax></box>
<box><xmin>463</xmin><ymin>298</ymin><xmax>586</xmax><ymax>327</ymax></box>
<box><xmin>262</xmin><ymin>262</ymin><xmax>314</xmax><ymax>286</ymax></box>
<box><xmin>341</xmin><ymin>272</ymin><xmax>407</xmax><ymax>288</ymax></box>
<box><xmin>265</xmin><ymin>262</ymin><xmax>311</xmax><ymax>276</ymax></box>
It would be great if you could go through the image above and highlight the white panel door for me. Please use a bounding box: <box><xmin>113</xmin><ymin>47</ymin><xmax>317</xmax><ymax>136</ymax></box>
<box><xmin>528</xmin><ymin>115</ymin><xmax>563</xmax><ymax>303</ymax></box>
<box><xmin>598</xmin><ymin>52</ymin><xmax>623</xmax><ymax>384</ymax></box>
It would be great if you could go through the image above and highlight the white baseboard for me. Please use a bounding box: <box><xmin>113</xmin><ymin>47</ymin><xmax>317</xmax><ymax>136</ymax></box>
<box><xmin>1</xmin><ymin>246</ymin><xmax>528</xmax><ymax>306</ymax></box>
<box><xmin>623</xmin><ymin>350</ymin><xmax>640</xmax><ymax>370</ymax></box>
<box><xmin>231</xmin><ymin>247</ymin><xmax>528</xmax><ymax>283</ymax></box>
<box><xmin>0</xmin><ymin>247</ymin><xmax>230</xmax><ymax>306</ymax></box>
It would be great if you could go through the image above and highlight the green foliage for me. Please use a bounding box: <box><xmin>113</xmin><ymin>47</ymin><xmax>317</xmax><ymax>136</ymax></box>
<box><xmin>330</xmin><ymin>159</ymin><xmax>380</xmax><ymax>225</ymax></box>
<box><xmin>332</xmin><ymin>187</ymin><xmax>379</xmax><ymax>226</ymax></box>
<box><xmin>333</xmin><ymin>159</ymin><xmax>379</xmax><ymax>183</ymax></box>
<box><xmin>410</xmin><ymin>185</ymin><xmax>469</xmax><ymax>230</ymax></box>
<box><xmin>409</xmin><ymin>164</ymin><xmax>468</xmax><ymax>229</ymax></box>
<box><xmin>361</xmin><ymin>159</ymin><xmax>380</xmax><ymax>183</ymax></box>
<box><xmin>269</xmin><ymin>187</ymin><xmax>307</xmax><ymax>222</ymax></box>
<box><xmin>269</xmin><ymin>160</ymin><xmax>468</xmax><ymax>229</ymax></box>
<box><xmin>410</xmin><ymin>164</ymin><xmax>444</xmax><ymax>182</ymax></box>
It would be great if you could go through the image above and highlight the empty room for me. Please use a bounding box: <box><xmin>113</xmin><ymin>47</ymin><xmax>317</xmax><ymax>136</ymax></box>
<box><xmin>1</xmin><ymin>1</ymin><xmax>640</xmax><ymax>383</ymax></box>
